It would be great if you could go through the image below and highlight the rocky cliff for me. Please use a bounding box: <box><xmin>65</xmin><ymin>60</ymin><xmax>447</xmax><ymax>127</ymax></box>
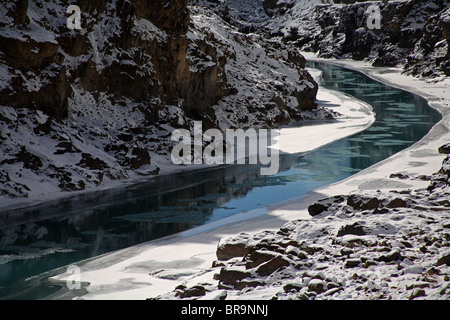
<box><xmin>268</xmin><ymin>0</ymin><xmax>450</xmax><ymax>79</ymax></box>
<box><xmin>0</xmin><ymin>0</ymin><xmax>320</xmax><ymax>199</ymax></box>
<box><xmin>0</xmin><ymin>0</ymin><xmax>230</xmax><ymax>121</ymax></box>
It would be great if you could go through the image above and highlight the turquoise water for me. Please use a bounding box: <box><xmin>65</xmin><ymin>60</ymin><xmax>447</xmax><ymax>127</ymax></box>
<box><xmin>0</xmin><ymin>62</ymin><xmax>441</xmax><ymax>299</ymax></box>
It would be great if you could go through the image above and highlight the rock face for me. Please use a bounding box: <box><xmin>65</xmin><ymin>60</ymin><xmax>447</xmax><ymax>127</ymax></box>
<box><xmin>197</xmin><ymin>0</ymin><xmax>449</xmax><ymax>78</ymax></box>
<box><xmin>271</xmin><ymin>0</ymin><xmax>450</xmax><ymax>79</ymax></box>
<box><xmin>441</xmin><ymin>8</ymin><xmax>450</xmax><ymax>75</ymax></box>
<box><xmin>0</xmin><ymin>0</ymin><xmax>229</xmax><ymax>121</ymax></box>
<box><xmin>0</xmin><ymin>0</ymin><xmax>321</xmax><ymax>198</ymax></box>
<box><xmin>263</xmin><ymin>0</ymin><xmax>295</xmax><ymax>17</ymax></box>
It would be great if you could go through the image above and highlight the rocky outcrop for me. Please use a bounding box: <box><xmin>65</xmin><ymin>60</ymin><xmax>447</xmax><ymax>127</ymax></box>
<box><xmin>262</xmin><ymin>0</ymin><xmax>295</xmax><ymax>17</ymax></box>
<box><xmin>0</xmin><ymin>0</ymin><xmax>319</xmax><ymax>123</ymax></box>
<box><xmin>440</xmin><ymin>8</ymin><xmax>450</xmax><ymax>75</ymax></box>
<box><xmin>1</xmin><ymin>0</ymin><xmax>212</xmax><ymax>196</ymax></box>
<box><xmin>278</xmin><ymin>0</ymin><xmax>450</xmax><ymax>79</ymax></box>
<box><xmin>7</xmin><ymin>0</ymin><xmax>29</xmax><ymax>25</ymax></box>
<box><xmin>0</xmin><ymin>1</ymin><xmax>67</xmax><ymax>119</ymax></box>
<box><xmin>0</xmin><ymin>0</ymin><xmax>231</xmax><ymax>121</ymax></box>
<box><xmin>134</xmin><ymin>0</ymin><xmax>190</xmax><ymax>33</ymax></box>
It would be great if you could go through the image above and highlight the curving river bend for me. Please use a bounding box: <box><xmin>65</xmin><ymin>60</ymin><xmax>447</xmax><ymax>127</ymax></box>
<box><xmin>0</xmin><ymin>61</ymin><xmax>441</xmax><ymax>299</ymax></box>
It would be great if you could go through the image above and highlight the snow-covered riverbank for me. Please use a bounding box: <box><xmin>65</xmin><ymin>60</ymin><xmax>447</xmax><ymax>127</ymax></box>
<box><xmin>45</xmin><ymin>55</ymin><xmax>450</xmax><ymax>300</ymax></box>
<box><xmin>44</xmin><ymin>64</ymin><xmax>380</xmax><ymax>299</ymax></box>
<box><xmin>44</xmin><ymin>56</ymin><xmax>449</xmax><ymax>299</ymax></box>
<box><xmin>146</xmin><ymin>56</ymin><xmax>450</xmax><ymax>300</ymax></box>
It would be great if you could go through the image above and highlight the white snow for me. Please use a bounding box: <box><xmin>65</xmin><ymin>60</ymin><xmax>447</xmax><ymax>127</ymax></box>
<box><xmin>132</xmin><ymin>18</ymin><xmax>168</xmax><ymax>42</ymax></box>
<box><xmin>277</xmin><ymin>76</ymin><xmax>374</xmax><ymax>155</ymax></box>
<box><xmin>0</xmin><ymin>64</ymin><xmax>13</xmax><ymax>91</ymax></box>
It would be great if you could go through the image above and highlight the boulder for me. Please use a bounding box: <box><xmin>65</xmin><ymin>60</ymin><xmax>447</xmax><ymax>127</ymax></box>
<box><xmin>245</xmin><ymin>250</ymin><xmax>278</xmax><ymax>269</ymax></box>
<box><xmin>377</xmin><ymin>249</ymin><xmax>401</xmax><ymax>263</ymax></box>
<box><xmin>345</xmin><ymin>258</ymin><xmax>361</xmax><ymax>268</ymax></box>
<box><xmin>78</xmin><ymin>153</ymin><xmax>108</xmax><ymax>170</ymax></box>
<box><xmin>255</xmin><ymin>256</ymin><xmax>291</xmax><ymax>276</ymax></box>
<box><xmin>308</xmin><ymin>203</ymin><xmax>329</xmax><ymax>217</ymax></box>
<box><xmin>438</xmin><ymin>143</ymin><xmax>450</xmax><ymax>155</ymax></box>
<box><xmin>336</xmin><ymin>222</ymin><xmax>370</xmax><ymax>237</ymax></box>
<box><xmin>177</xmin><ymin>285</ymin><xmax>206</xmax><ymax>298</ymax></box>
<box><xmin>436</xmin><ymin>250</ymin><xmax>450</xmax><ymax>266</ymax></box>
<box><xmin>347</xmin><ymin>194</ymin><xmax>382</xmax><ymax>211</ymax></box>
<box><xmin>128</xmin><ymin>147</ymin><xmax>151</xmax><ymax>169</ymax></box>
<box><xmin>409</xmin><ymin>288</ymin><xmax>426</xmax><ymax>300</ymax></box>
<box><xmin>217</xmin><ymin>242</ymin><xmax>251</xmax><ymax>261</ymax></box>
<box><xmin>217</xmin><ymin>267</ymin><xmax>251</xmax><ymax>286</ymax></box>
<box><xmin>283</xmin><ymin>282</ymin><xmax>304</xmax><ymax>293</ymax></box>
<box><xmin>387</xmin><ymin>198</ymin><xmax>407</xmax><ymax>209</ymax></box>
<box><xmin>307</xmin><ymin>279</ymin><xmax>326</xmax><ymax>294</ymax></box>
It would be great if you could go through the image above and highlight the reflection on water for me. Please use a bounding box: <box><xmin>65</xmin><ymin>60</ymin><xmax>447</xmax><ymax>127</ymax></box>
<box><xmin>0</xmin><ymin>62</ymin><xmax>441</xmax><ymax>299</ymax></box>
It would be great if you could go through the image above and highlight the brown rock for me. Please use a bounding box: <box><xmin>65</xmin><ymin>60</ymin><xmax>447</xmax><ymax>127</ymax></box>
<box><xmin>308</xmin><ymin>279</ymin><xmax>326</xmax><ymax>294</ymax></box>
<box><xmin>54</xmin><ymin>141</ymin><xmax>79</xmax><ymax>155</ymax></box>
<box><xmin>78</xmin><ymin>153</ymin><xmax>108</xmax><ymax>170</ymax></box>
<box><xmin>377</xmin><ymin>250</ymin><xmax>402</xmax><ymax>263</ymax></box>
<box><xmin>387</xmin><ymin>198</ymin><xmax>407</xmax><ymax>209</ymax></box>
<box><xmin>235</xmin><ymin>279</ymin><xmax>265</xmax><ymax>290</ymax></box>
<box><xmin>14</xmin><ymin>146</ymin><xmax>42</xmax><ymax>171</ymax></box>
<box><xmin>283</xmin><ymin>282</ymin><xmax>304</xmax><ymax>293</ymax></box>
<box><xmin>177</xmin><ymin>285</ymin><xmax>206</xmax><ymax>298</ymax></box>
<box><xmin>134</xmin><ymin>0</ymin><xmax>190</xmax><ymax>34</ymax></box>
<box><xmin>438</xmin><ymin>143</ymin><xmax>450</xmax><ymax>155</ymax></box>
<box><xmin>337</xmin><ymin>222</ymin><xmax>370</xmax><ymax>237</ymax></box>
<box><xmin>217</xmin><ymin>267</ymin><xmax>251</xmax><ymax>286</ymax></box>
<box><xmin>345</xmin><ymin>258</ymin><xmax>361</xmax><ymax>268</ymax></box>
<box><xmin>8</xmin><ymin>0</ymin><xmax>29</xmax><ymax>25</ymax></box>
<box><xmin>441</xmin><ymin>9</ymin><xmax>450</xmax><ymax>47</ymax></box>
<box><xmin>409</xmin><ymin>288</ymin><xmax>426</xmax><ymax>300</ymax></box>
<box><xmin>128</xmin><ymin>147</ymin><xmax>151</xmax><ymax>169</ymax></box>
<box><xmin>436</xmin><ymin>250</ymin><xmax>450</xmax><ymax>266</ymax></box>
<box><xmin>288</xmin><ymin>49</ymin><xmax>306</xmax><ymax>68</ymax></box>
<box><xmin>255</xmin><ymin>256</ymin><xmax>291</xmax><ymax>276</ymax></box>
<box><xmin>245</xmin><ymin>250</ymin><xmax>278</xmax><ymax>269</ymax></box>
<box><xmin>308</xmin><ymin>203</ymin><xmax>329</xmax><ymax>217</ymax></box>
<box><xmin>347</xmin><ymin>195</ymin><xmax>382</xmax><ymax>210</ymax></box>
<box><xmin>363</xmin><ymin>260</ymin><xmax>378</xmax><ymax>268</ymax></box>
<box><xmin>216</xmin><ymin>243</ymin><xmax>251</xmax><ymax>261</ymax></box>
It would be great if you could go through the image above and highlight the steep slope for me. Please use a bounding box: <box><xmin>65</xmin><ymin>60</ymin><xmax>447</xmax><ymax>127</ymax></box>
<box><xmin>0</xmin><ymin>0</ymin><xmax>321</xmax><ymax>200</ymax></box>
<box><xmin>265</xmin><ymin>0</ymin><xmax>450</xmax><ymax>79</ymax></box>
